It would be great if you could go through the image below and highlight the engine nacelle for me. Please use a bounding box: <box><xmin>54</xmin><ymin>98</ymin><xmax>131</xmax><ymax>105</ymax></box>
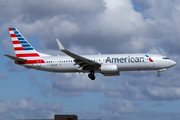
<box><xmin>100</xmin><ymin>64</ymin><xmax>120</xmax><ymax>76</ymax></box>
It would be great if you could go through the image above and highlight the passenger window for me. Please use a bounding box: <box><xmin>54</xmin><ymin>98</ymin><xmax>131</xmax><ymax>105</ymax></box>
<box><xmin>163</xmin><ymin>57</ymin><xmax>169</xmax><ymax>60</ymax></box>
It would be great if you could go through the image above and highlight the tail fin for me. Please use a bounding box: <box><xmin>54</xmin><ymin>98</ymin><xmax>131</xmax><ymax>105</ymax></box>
<box><xmin>9</xmin><ymin>28</ymin><xmax>41</xmax><ymax>58</ymax></box>
<box><xmin>8</xmin><ymin>28</ymin><xmax>51</xmax><ymax>65</ymax></box>
<box><xmin>9</xmin><ymin>28</ymin><xmax>50</xmax><ymax>59</ymax></box>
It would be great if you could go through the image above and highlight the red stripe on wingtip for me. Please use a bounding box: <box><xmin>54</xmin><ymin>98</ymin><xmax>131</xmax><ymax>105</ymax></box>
<box><xmin>14</xmin><ymin>47</ymin><xmax>24</xmax><ymax>51</ymax></box>
<box><xmin>149</xmin><ymin>58</ymin><xmax>154</xmax><ymax>62</ymax></box>
<box><xmin>9</xmin><ymin>28</ymin><xmax>13</xmax><ymax>31</ymax></box>
<box><xmin>11</xmin><ymin>34</ymin><xmax>16</xmax><ymax>37</ymax></box>
<box><xmin>16</xmin><ymin>53</ymin><xmax>40</xmax><ymax>57</ymax></box>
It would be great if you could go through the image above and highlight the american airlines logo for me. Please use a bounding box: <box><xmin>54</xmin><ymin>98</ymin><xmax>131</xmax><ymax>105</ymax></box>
<box><xmin>106</xmin><ymin>56</ymin><xmax>145</xmax><ymax>63</ymax></box>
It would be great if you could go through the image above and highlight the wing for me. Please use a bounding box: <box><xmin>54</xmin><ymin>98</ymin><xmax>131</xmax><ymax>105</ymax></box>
<box><xmin>56</xmin><ymin>39</ymin><xmax>101</xmax><ymax>70</ymax></box>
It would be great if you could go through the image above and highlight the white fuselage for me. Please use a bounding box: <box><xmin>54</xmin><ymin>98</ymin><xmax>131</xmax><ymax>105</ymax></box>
<box><xmin>21</xmin><ymin>54</ymin><xmax>176</xmax><ymax>74</ymax></box>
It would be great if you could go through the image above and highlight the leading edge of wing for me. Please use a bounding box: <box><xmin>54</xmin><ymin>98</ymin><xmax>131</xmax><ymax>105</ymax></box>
<box><xmin>56</xmin><ymin>39</ymin><xmax>101</xmax><ymax>67</ymax></box>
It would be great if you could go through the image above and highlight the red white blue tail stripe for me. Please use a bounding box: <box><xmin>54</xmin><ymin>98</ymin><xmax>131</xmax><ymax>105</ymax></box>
<box><xmin>9</xmin><ymin>28</ymin><xmax>45</xmax><ymax>64</ymax></box>
<box><xmin>9</xmin><ymin>28</ymin><xmax>40</xmax><ymax>57</ymax></box>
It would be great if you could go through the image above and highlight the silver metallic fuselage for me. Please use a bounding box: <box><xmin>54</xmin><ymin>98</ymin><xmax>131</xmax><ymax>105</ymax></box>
<box><xmin>22</xmin><ymin>54</ymin><xmax>176</xmax><ymax>73</ymax></box>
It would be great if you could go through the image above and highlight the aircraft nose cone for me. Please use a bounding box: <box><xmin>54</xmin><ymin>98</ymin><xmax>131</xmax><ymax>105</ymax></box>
<box><xmin>170</xmin><ymin>60</ymin><xmax>176</xmax><ymax>67</ymax></box>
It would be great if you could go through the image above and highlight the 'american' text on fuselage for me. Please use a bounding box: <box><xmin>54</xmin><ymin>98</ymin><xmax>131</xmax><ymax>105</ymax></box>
<box><xmin>106</xmin><ymin>56</ymin><xmax>145</xmax><ymax>63</ymax></box>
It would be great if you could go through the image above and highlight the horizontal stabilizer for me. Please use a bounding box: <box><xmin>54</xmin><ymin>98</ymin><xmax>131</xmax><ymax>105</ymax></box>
<box><xmin>4</xmin><ymin>54</ymin><xmax>27</xmax><ymax>62</ymax></box>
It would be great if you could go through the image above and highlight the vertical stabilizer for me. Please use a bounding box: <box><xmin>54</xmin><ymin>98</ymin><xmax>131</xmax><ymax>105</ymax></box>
<box><xmin>8</xmin><ymin>28</ymin><xmax>46</xmax><ymax>64</ymax></box>
<box><xmin>9</xmin><ymin>28</ymin><xmax>41</xmax><ymax>58</ymax></box>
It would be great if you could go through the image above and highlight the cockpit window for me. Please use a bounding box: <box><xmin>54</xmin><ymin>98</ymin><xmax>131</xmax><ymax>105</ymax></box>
<box><xmin>162</xmin><ymin>57</ymin><xmax>169</xmax><ymax>60</ymax></box>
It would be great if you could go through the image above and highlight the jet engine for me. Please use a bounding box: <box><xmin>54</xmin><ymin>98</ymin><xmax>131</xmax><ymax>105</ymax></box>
<box><xmin>100</xmin><ymin>64</ymin><xmax>120</xmax><ymax>76</ymax></box>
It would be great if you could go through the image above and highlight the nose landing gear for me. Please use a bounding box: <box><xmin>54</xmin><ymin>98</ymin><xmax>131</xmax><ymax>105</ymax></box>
<box><xmin>157</xmin><ymin>68</ymin><xmax>166</xmax><ymax>77</ymax></box>
<box><xmin>157</xmin><ymin>72</ymin><xmax>161</xmax><ymax>77</ymax></box>
<box><xmin>88</xmin><ymin>70</ymin><xmax>95</xmax><ymax>80</ymax></box>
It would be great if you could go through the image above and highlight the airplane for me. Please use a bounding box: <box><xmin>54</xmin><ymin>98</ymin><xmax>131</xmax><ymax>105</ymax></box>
<box><xmin>4</xmin><ymin>28</ymin><xmax>176</xmax><ymax>80</ymax></box>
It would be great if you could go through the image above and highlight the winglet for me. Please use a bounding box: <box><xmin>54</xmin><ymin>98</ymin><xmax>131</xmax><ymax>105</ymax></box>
<box><xmin>56</xmin><ymin>39</ymin><xmax>65</xmax><ymax>51</ymax></box>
